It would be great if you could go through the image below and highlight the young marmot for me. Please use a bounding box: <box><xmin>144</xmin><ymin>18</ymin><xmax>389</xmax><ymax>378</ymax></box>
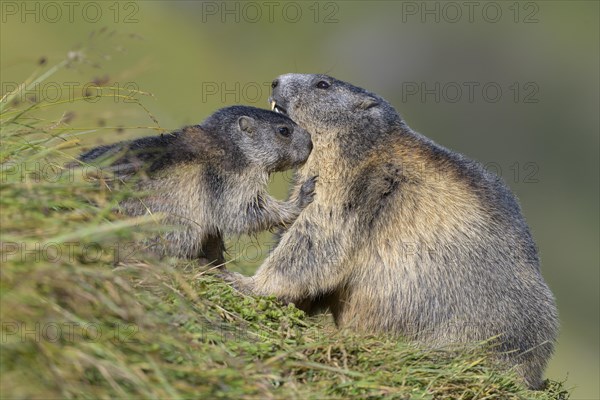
<box><xmin>221</xmin><ymin>75</ymin><xmax>558</xmax><ymax>389</ymax></box>
<box><xmin>77</xmin><ymin>106</ymin><xmax>315</xmax><ymax>264</ymax></box>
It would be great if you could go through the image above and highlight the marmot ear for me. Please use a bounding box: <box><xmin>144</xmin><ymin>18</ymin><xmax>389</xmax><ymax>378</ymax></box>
<box><xmin>355</xmin><ymin>97</ymin><xmax>379</xmax><ymax>111</ymax></box>
<box><xmin>238</xmin><ymin>116</ymin><xmax>257</xmax><ymax>135</ymax></box>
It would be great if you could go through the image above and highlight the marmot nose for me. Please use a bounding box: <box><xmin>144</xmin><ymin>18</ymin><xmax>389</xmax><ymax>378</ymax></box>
<box><xmin>271</xmin><ymin>79</ymin><xmax>279</xmax><ymax>89</ymax></box>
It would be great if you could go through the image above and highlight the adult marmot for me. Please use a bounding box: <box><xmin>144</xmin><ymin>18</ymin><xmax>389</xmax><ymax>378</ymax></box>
<box><xmin>223</xmin><ymin>75</ymin><xmax>558</xmax><ymax>389</ymax></box>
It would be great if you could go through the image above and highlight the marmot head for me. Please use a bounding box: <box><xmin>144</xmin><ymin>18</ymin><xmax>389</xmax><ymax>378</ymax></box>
<box><xmin>200</xmin><ymin>106</ymin><xmax>313</xmax><ymax>173</ymax></box>
<box><xmin>269</xmin><ymin>74</ymin><xmax>402</xmax><ymax>141</ymax></box>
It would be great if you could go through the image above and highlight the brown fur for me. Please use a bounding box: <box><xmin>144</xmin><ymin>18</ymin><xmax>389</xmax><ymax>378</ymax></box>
<box><xmin>77</xmin><ymin>106</ymin><xmax>314</xmax><ymax>264</ymax></box>
<box><xmin>222</xmin><ymin>74</ymin><xmax>558</xmax><ymax>389</ymax></box>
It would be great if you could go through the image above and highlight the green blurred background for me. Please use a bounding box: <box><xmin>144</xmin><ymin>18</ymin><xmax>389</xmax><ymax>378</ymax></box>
<box><xmin>1</xmin><ymin>1</ymin><xmax>598</xmax><ymax>398</ymax></box>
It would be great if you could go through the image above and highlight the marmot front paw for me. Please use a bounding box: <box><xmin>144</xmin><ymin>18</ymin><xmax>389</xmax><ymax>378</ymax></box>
<box><xmin>298</xmin><ymin>175</ymin><xmax>318</xmax><ymax>209</ymax></box>
<box><xmin>216</xmin><ymin>269</ymin><xmax>256</xmax><ymax>295</ymax></box>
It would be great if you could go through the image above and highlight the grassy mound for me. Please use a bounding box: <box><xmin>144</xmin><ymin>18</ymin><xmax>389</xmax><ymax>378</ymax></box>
<box><xmin>0</xmin><ymin>55</ymin><xmax>569</xmax><ymax>400</ymax></box>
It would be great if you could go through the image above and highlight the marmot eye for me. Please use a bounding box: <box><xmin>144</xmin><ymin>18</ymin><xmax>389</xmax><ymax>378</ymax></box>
<box><xmin>278</xmin><ymin>126</ymin><xmax>291</xmax><ymax>136</ymax></box>
<box><xmin>316</xmin><ymin>80</ymin><xmax>330</xmax><ymax>89</ymax></box>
